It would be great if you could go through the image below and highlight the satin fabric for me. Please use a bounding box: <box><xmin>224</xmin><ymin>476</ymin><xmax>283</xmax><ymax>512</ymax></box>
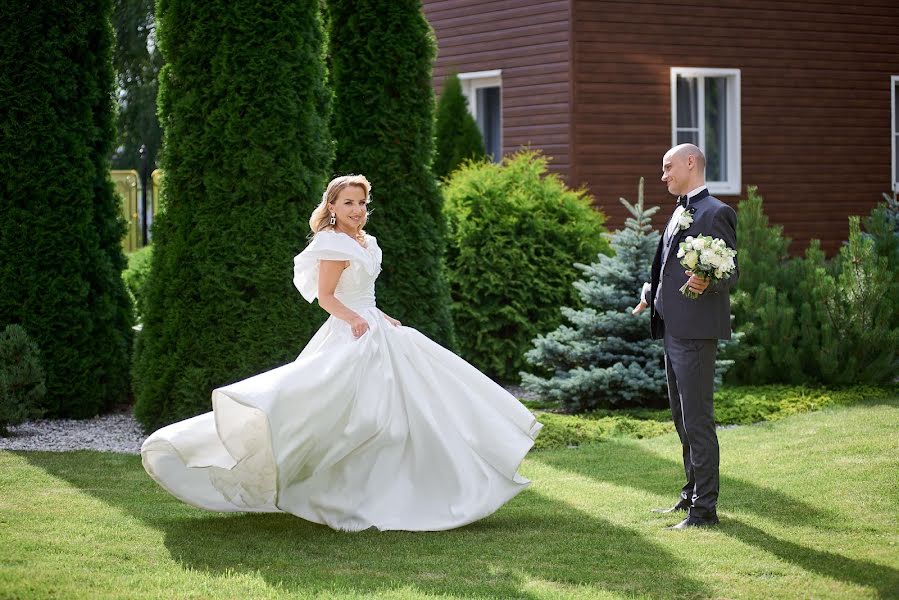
<box><xmin>141</xmin><ymin>231</ymin><xmax>542</xmax><ymax>531</ymax></box>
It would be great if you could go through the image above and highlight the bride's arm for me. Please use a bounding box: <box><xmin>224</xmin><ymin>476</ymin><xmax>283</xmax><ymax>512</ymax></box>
<box><xmin>317</xmin><ymin>260</ymin><xmax>369</xmax><ymax>337</ymax></box>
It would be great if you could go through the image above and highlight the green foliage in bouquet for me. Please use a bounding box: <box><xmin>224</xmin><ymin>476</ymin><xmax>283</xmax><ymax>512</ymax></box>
<box><xmin>444</xmin><ymin>151</ymin><xmax>610</xmax><ymax>382</ymax></box>
<box><xmin>328</xmin><ymin>0</ymin><xmax>455</xmax><ymax>347</ymax></box>
<box><xmin>0</xmin><ymin>0</ymin><xmax>133</xmax><ymax>418</ymax></box>
<box><xmin>133</xmin><ymin>0</ymin><xmax>332</xmax><ymax>431</ymax></box>
<box><xmin>433</xmin><ymin>74</ymin><xmax>485</xmax><ymax>180</ymax></box>
<box><xmin>0</xmin><ymin>325</ymin><xmax>46</xmax><ymax>435</ymax></box>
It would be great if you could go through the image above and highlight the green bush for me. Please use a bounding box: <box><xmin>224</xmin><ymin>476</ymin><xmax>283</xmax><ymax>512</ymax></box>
<box><xmin>0</xmin><ymin>0</ymin><xmax>133</xmax><ymax>418</ymax></box>
<box><xmin>714</xmin><ymin>385</ymin><xmax>896</xmax><ymax>425</ymax></box>
<box><xmin>530</xmin><ymin>384</ymin><xmax>895</xmax><ymax>450</ymax></box>
<box><xmin>533</xmin><ymin>412</ymin><xmax>674</xmax><ymax>450</ymax></box>
<box><xmin>726</xmin><ymin>188</ymin><xmax>898</xmax><ymax>386</ymax></box>
<box><xmin>813</xmin><ymin>218</ymin><xmax>899</xmax><ymax>384</ymax></box>
<box><xmin>444</xmin><ymin>151</ymin><xmax>611</xmax><ymax>381</ymax></box>
<box><xmin>0</xmin><ymin>325</ymin><xmax>46</xmax><ymax>435</ymax></box>
<box><xmin>434</xmin><ymin>73</ymin><xmax>485</xmax><ymax>180</ymax></box>
<box><xmin>328</xmin><ymin>0</ymin><xmax>455</xmax><ymax>347</ymax></box>
<box><xmin>123</xmin><ymin>246</ymin><xmax>153</xmax><ymax>324</ymax></box>
<box><xmin>133</xmin><ymin>0</ymin><xmax>332</xmax><ymax>431</ymax></box>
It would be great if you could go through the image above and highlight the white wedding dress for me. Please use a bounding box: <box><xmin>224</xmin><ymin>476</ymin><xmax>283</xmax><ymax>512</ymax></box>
<box><xmin>141</xmin><ymin>230</ymin><xmax>542</xmax><ymax>531</ymax></box>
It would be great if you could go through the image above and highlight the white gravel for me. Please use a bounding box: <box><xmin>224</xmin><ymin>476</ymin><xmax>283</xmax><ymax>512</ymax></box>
<box><xmin>0</xmin><ymin>413</ymin><xmax>146</xmax><ymax>454</ymax></box>
<box><xmin>0</xmin><ymin>385</ymin><xmax>538</xmax><ymax>455</ymax></box>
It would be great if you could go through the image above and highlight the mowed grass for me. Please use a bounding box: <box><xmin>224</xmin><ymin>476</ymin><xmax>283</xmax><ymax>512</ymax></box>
<box><xmin>1</xmin><ymin>397</ymin><xmax>897</xmax><ymax>599</ymax></box>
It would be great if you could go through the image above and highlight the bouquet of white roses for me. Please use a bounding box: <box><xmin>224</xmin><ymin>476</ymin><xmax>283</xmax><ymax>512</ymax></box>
<box><xmin>676</xmin><ymin>234</ymin><xmax>737</xmax><ymax>299</ymax></box>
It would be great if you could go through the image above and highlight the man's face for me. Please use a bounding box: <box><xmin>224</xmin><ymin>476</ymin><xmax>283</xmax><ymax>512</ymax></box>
<box><xmin>661</xmin><ymin>151</ymin><xmax>689</xmax><ymax>196</ymax></box>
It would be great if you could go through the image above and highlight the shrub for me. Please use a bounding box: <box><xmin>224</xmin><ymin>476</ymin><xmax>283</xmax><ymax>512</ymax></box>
<box><xmin>433</xmin><ymin>73</ymin><xmax>485</xmax><ymax>180</ymax></box>
<box><xmin>813</xmin><ymin>218</ymin><xmax>899</xmax><ymax>385</ymax></box>
<box><xmin>444</xmin><ymin>151</ymin><xmax>611</xmax><ymax>381</ymax></box>
<box><xmin>0</xmin><ymin>0</ymin><xmax>133</xmax><ymax>418</ymax></box>
<box><xmin>714</xmin><ymin>385</ymin><xmax>896</xmax><ymax>425</ymax></box>
<box><xmin>530</xmin><ymin>384</ymin><xmax>895</xmax><ymax>450</ymax></box>
<box><xmin>533</xmin><ymin>412</ymin><xmax>674</xmax><ymax>450</ymax></box>
<box><xmin>123</xmin><ymin>245</ymin><xmax>153</xmax><ymax>324</ymax></box>
<box><xmin>328</xmin><ymin>0</ymin><xmax>455</xmax><ymax>347</ymax></box>
<box><xmin>0</xmin><ymin>325</ymin><xmax>46</xmax><ymax>435</ymax></box>
<box><xmin>133</xmin><ymin>0</ymin><xmax>332</xmax><ymax>431</ymax></box>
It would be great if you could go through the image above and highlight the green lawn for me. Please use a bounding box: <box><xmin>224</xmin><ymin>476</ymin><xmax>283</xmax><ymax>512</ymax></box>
<box><xmin>1</xmin><ymin>397</ymin><xmax>897</xmax><ymax>599</ymax></box>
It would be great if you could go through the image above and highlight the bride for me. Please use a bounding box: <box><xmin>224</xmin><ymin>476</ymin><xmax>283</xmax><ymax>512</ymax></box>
<box><xmin>141</xmin><ymin>174</ymin><xmax>543</xmax><ymax>531</ymax></box>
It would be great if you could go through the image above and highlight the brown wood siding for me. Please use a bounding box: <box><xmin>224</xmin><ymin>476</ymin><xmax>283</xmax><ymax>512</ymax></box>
<box><xmin>423</xmin><ymin>0</ymin><xmax>573</xmax><ymax>178</ymax></box>
<box><xmin>571</xmin><ymin>0</ymin><xmax>899</xmax><ymax>254</ymax></box>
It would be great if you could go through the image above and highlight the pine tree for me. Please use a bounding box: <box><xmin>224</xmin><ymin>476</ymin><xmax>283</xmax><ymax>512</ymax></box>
<box><xmin>433</xmin><ymin>74</ymin><xmax>485</xmax><ymax>180</ymax></box>
<box><xmin>815</xmin><ymin>217</ymin><xmax>899</xmax><ymax>384</ymax></box>
<box><xmin>133</xmin><ymin>0</ymin><xmax>332</xmax><ymax>431</ymax></box>
<box><xmin>328</xmin><ymin>0</ymin><xmax>454</xmax><ymax>347</ymax></box>
<box><xmin>0</xmin><ymin>0</ymin><xmax>133</xmax><ymax>418</ymax></box>
<box><xmin>522</xmin><ymin>179</ymin><xmax>667</xmax><ymax>411</ymax></box>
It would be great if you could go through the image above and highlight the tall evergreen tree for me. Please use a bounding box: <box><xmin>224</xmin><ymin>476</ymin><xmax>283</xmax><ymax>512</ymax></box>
<box><xmin>111</xmin><ymin>0</ymin><xmax>163</xmax><ymax>170</ymax></box>
<box><xmin>133</xmin><ymin>0</ymin><xmax>332</xmax><ymax>430</ymax></box>
<box><xmin>0</xmin><ymin>1</ymin><xmax>133</xmax><ymax>417</ymax></box>
<box><xmin>328</xmin><ymin>0</ymin><xmax>454</xmax><ymax>346</ymax></box>
<box><xmin>434</xmin><ymin>74</ymin><xmax>485</xmax><ymax>180</ymax></box>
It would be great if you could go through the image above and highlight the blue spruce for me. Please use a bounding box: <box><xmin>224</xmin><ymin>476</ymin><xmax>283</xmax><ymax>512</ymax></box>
<box><xmin>522</xmin><ymin>178</ymin><xmax>666</xmax><ymax>411</ymax></box>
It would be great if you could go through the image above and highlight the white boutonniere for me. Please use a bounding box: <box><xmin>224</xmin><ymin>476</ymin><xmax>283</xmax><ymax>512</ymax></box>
<box><xmin>677</xmin><ymin>209</ymin><xmax>695</xmax><ymax>231</ymax></box>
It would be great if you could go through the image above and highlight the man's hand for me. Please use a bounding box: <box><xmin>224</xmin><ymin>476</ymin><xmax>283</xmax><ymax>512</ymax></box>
<box><xmin>632</xmin><ymin>300</ymin><xmax>648</xmax><ymax>315</ymax></box>
<box><xmin>685</xmin><ymin>271</ymin><xmax>710</xmax><ymax>295</ymax></box>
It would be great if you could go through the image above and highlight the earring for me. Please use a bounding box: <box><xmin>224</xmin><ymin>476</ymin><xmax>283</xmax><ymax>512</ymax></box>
<box><xmin>329</xmin><ymin>213</ymin><xmax>336</xmax><ymax>225</ymax></box>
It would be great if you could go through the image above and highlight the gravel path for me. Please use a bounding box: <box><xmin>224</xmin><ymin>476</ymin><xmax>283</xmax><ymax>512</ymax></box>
<box><xmin>0</xmin><ymin>386</ymin><xmax>535</xmax><ymax>454</ymax></box>
<box><xmin>0</xmin><ymin>413</ymin><xmax>146</xmax><ymax>454</ymax></box>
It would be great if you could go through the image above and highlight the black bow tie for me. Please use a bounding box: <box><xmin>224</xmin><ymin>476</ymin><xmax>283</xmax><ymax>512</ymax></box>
<box><xmin>677</xmin><ymin>195</ymin><xmax>689</xmax><ymax>208</ymax></box>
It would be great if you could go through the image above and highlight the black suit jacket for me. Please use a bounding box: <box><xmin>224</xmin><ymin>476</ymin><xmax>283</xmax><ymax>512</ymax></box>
<box><xmin>649</xmin><ymin>190</ymin><xmax>738</xmax><ymax>340</ymax></box>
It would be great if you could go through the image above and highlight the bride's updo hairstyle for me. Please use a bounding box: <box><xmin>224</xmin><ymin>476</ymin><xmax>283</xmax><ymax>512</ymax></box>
<box><xmin>309</xmin><ymin>174</ymin><xmax>372</xmax><ymax>235</ymax></box>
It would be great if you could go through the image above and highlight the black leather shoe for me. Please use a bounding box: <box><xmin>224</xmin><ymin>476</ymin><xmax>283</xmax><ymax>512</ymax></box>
<box><xmin>651</xmin><ymin>499</ymin><xmax>691</xmax><ymax>514</ymax></box>
<box><xmin>667</xmin><ymin>514</ymin><xmax>720</xmax><ymax>529</ymax></box>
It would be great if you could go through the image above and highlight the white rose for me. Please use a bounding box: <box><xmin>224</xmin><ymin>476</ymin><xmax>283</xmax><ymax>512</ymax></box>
<box><xmin>684</xmin><ymin>250</ymin><xmax>699</xmax><ymax>270</ymax></box>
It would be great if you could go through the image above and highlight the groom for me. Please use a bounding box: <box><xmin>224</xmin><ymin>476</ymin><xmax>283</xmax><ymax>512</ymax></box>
<box><xmin>632</xmin><ymin>143</ymin><xmax>738</xmax><ymax>529</ymax></box>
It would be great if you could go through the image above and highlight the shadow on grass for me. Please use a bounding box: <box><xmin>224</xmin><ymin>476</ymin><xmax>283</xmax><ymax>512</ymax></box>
<box><xmin>532</xmin><ymin>438</ymin><xmax>833</xmax><ymax>527</ymax></box>
<box><xmin>722</xmin><ymin>518</ymin><xmax>899</xmax><ymax>598</ymax></box>
<box><xmin>21</xmin><ymin>451</ymin><xmax>710</xmax><ymax>599</ymax></box>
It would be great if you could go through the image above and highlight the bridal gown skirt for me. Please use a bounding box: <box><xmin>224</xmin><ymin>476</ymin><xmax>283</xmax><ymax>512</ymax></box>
<box><xmin>141</xmin><ymin>307</ymin><xmax>543</xmax><ymax>531</ymax></box>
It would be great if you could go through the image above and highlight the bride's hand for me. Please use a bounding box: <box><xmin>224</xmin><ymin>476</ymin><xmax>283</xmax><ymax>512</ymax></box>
<box><xmin>349</xmin><ymin>316</ymin><xmax>369</xmax><ymax>338</ymax></box>
<box><xmin>385</xmin><ymin>315</ymin><xmax>401</xmax><ymax>327</ymax></box>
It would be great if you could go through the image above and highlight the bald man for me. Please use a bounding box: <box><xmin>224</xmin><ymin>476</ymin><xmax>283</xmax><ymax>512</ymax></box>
<box><xmin>633</xmin><ymin>144</ymin><xmax>738</xmax><ymax>529</ymax></box>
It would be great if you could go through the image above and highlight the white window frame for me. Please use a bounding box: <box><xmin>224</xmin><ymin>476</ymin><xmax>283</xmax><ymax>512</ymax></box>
<box><xmin>458</xmin><ymin>70</ymin><xmax>503</xmax><ymax>162</ymax></box>
<box><xmin>892</xmin><ymin>75</ymin><xmax>899</xmax><ymax>192</ymax></box>
<box><xmin>670</xmin><ymin>67</ymin><xmax>742</xmax><ymax>195</ymax></box>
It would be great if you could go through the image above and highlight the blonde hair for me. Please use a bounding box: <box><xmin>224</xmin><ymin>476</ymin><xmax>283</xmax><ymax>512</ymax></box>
<box><xmin>309</xmin><ymin>174</ymin><xmax>372</xmax><ymax>235</ymax></box>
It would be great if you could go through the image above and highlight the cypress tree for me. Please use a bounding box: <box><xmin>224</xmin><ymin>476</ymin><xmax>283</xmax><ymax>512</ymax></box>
<box><xmin>0</xmin><ymin>1</ymin><xmax>133</xmax><ymax>418</ymax></box>
<box><xmin>434</xmin><ymin>74</ymin><xmax>485</xmax><ymax>180</ymax></box>
<box><xmin>133</xmin><ymin>0</ymin><xmax>332</xmax><ymax>430</ymax></box>
<box><xmin>328</xmin><ymin>0</ymin><xmax>454</xmax><ymax>347</ymax></box>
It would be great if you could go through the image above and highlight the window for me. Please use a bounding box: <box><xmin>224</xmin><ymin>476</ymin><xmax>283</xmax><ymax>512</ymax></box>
<box><xmin>892</xmin><ymin>76</ymin><xmax>899</xmax><ymax>192</ymax></box>
<box><xmin>671</xmin><ymin>68</ymin><xmax>741</xmax><ymax>195</ymax></box>
<box><xmin>458</xmin><ymin>70</ymin><xmax>502</xmax><ymax>163</ymax></box>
